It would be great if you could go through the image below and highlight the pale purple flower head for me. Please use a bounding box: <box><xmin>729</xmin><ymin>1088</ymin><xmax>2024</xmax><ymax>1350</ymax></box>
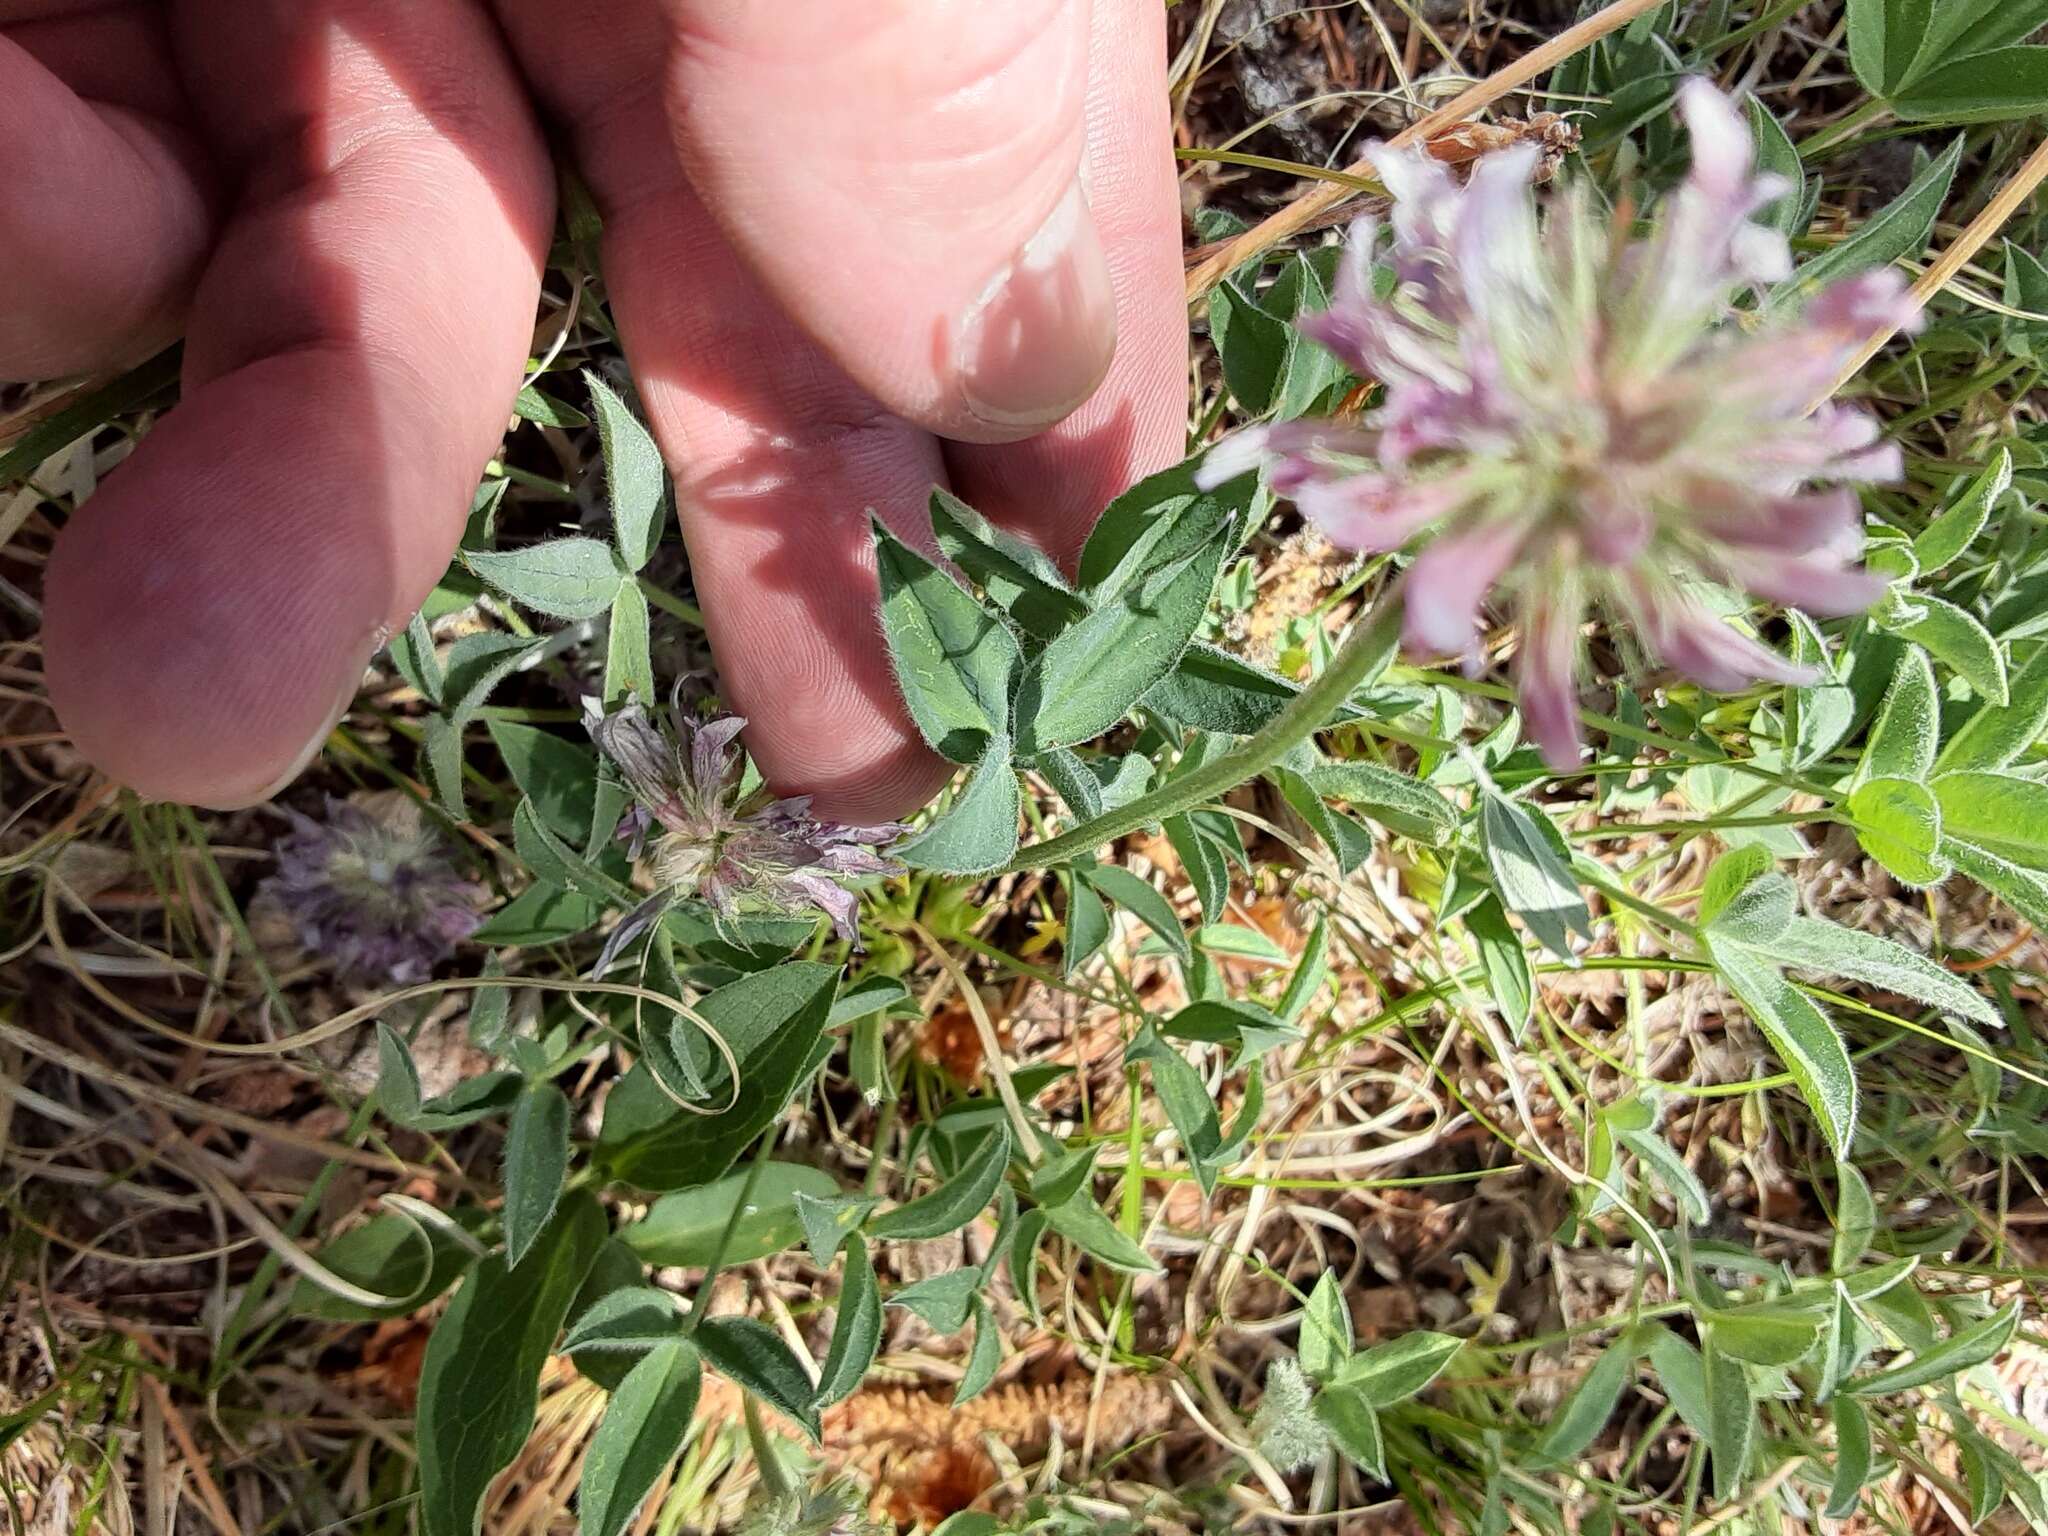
<box><xmin>583</xmin><ymin>694</ymin><xmax>904</xmax><ymax>959</ymax></box>
<box><xmin>261</xmin><ymin>795</ymin><xmax>484</xmax><ymax>984</ymax></box>
<box><xmin>1200</xmin><ymin>80</ymin><xmax>1919</xmax><ymax>767</ymax></box>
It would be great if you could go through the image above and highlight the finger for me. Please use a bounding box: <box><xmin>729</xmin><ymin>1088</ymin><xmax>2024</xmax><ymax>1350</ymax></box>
<box><xmin>499</xmin><ymin>0</ymin><xmax>950</xmax><ymax>821</ymax></box>
<box><xmin>43</xmin><ymin>0</ymin><xmax>551</xmax><ymax>807</ymax></box>
<box><xmin>0</xmin><ymin>3</ymin><xmax>213</xmax><ymax>377</ymax></box>
<box><xmin>661</xmin><ymin>0</ymin><xmax>1118</xmax><ymax>444</ymax></box>
<box><xmin>943</xmin><ymin>0</ymin><xmax>1187</xmax><ymax>568</ymax></box>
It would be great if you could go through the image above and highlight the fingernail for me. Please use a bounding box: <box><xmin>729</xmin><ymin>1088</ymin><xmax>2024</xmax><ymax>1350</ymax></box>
<box><xmin>956</xmin><ymin>176</ymin><xmax>1118</xmax><ymax>437</ymax></box>
<box><xmin>191</xmin><ymin>660</ymin><xmax>366</xmax><ymax>812</ymax></box>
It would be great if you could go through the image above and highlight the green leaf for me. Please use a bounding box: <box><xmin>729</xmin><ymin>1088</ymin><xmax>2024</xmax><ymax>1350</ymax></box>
<box><xmin>1018</xmin><ymin>537</ymin><xmax>1227</xmax><ymax>754</ymax></box>
<box><xmin>1164</xmin><ymin>813</ymin><xmax>1230</xmax><ymax>927</ymax></box>
<box><xmin>927</xmin><ymin>488</ymin><xmax>1085</xmax><ymax>640</ymax></box>
<box><xmin>1947</xmin><ymin>837</ymin><xmax>2048</xmax><ymax>929</ymax></box>
<box><xmin>602</xmin><ymin>963</ymin><xmax>837</xmax><ymax>1190</ymax></box>
<box><xmin>1883</xmin><ymin>592</ymin><xmax>2008</xmax><ymax>704</ymax></box>
<box><xmin>512</xmin><ymin>800</ymin><xmax>636</xmax><ymax>906</ymax></box>
<box><xmin>872</xmin><ymin>518</ymin><xmax>1022</xmax><ymax>763</ymax></box>
<box><xmin>1704</xmin><ymin>1300</ymin><xmax>1827</xmax><ymax>1366</ymax></box>
<box><xmin>487</xmin><ymin>722</ymin><xmax>600</xmax><ymax>844</ymax></box>
<box><xmin>695</xmin><ymin>1317</ymin><xmax>822</xmax><ymax>1439</ymax></box>
<box><xmin>1332</xmin><ymin>1331</ymin><xmax>1464</xmax><ymax>1407</ymax></box>
<box><xmin>376</xmin><ymin>1026</ymin><xmax>524</xmax><ymax>1131</ymax></box>
<box><xmin>897</xmin><ymin>744</ymin><xmax>1020</xmax><ymax>875</ymax></box>
<box><xmin>389</xmin><ymin>609</ymin><xmax>444</xmax><ymax>706</ymax></box>
<box><xmin>1039</xmin><ymin>1190</ymin><xmax>1161</xmax><ymax>1274</ymax></box>
<box><xmin>1936</xmin><ymin>643</ymin><xmax>2048</xmax><ymax>772</ymax></box>
<box><xmin>1916</xmin><ymin>449</ymin><xmax>2010</xmax><ymax>571</ymax></box>
<box><xmin>1533</xmin><ymin>1332</ymin><xmax>1638</xmax><ymax>1464</ymax></box>
<box><xmin>1210</xmin><ymin>279</ymin><xmax>1291</xmax><ymax>415</ymax></box>
<box><xmin>871</xmin><ymin>1123</ymin><xmax>1013</xmax><ymax>1241</ymax></box>
<box><xmin>584</xmin><ymin>371</ymin><xmax>667</xmax><ymax>574</ymax></box>
<box><xmin>1077</xmin><ymin>457</ymin><xmax>1255</xmax><ymax>595</ymax></box>
<box><xmin>1466</xmin><ymin>896</ymin><xmax>1534</xmax><ymax>1041</ymax></box>
<box><xmin>473</xmin><ymin>884</ymin><xmax>605</xmax><ymax>946</ymax></box>
<box><xmin>621</xmin><ymin>1163</ymin><xmax>842</xmax><ymax>1267</ymax></box>
<box><xmin>1039</xmin><ymin>747</ymin><xmax>1104</xmax><ymax>822</ymax></box>
<box><xmin>1745</xmin><ymin>97</ymin><xmax>1808</xmax><ymax>239</ymax></box>
<box><xmin>1277</xmin><ymin>913</ymin><xmax>1329</xmax><ymax>1025</ymax></box>
<box><xmin>1162</xmin><ymin>997</ymin><xmax>1297</xmax><ymax>1058</ymax></box>
<box><xmin>1698</xmin><ymin>845</ymin><xmax>1775</xmax><ymax>927</ymax></box>
<box><xmin>466</xmin><ymin>537</ymin><xmax>628</xmax><ymax>621</ymax></box>
<box><xmin>604</xmin><ymin>580</ymin><xmax>654</xmax><ymax>704</ymax></box>
<box><xmin>1644</xmin><ymin>1326</ymin><xmax>1711</xmax><ymax>1438</ymax></box>
<box><xmin>1704</xmin><ymin>870</ymin><xmax>1798</xmax><ymax>946</ymax></box>
<box><xmin>1063</xmin><ymin>868</ymin><xmax>1109</xmax><ymax>975</ymax></box>
<box><xmin>812</xmin><ymin>1234</ymin><xmax>881</xmax><ymax>1409</ymax></box>
<box><xmin>578</xmin><ymin>1340</ymin><xmax>701</xmax><ymax>1536</ymax></box>
<box><xmin>1270</xmin><ymin>762</ymin><xmax>1375</xmax><ymax>875</ymax></box>
<box><xmin>291</xmin><ymin>1205</ymin><xmax>480</xmax><ymax>1322</ymax></box>
<box><xmin>1307</xmin><ymin>760</ymin><xmax>1459</xmax><ymax>845</ymax></box>
<box><xmin>1085</xmin><ymin>865</ymin><xmax>1191</xmax><ymax>965</ymax></box>
<box><xmin>1893</xmin><ymin>45</ymin><xmax>2048</xmax><ymax>123</ymax></box>
<box><xmin>887</xmin><ymin>1269</ymin><xmax>980</xmax><ymax>1333</ymax></box>
<box><xmin>1313</xmin><ymin>1384</ymin><xmax>1386</xmax><ymax>1480</ymax></box>
<box><xmin>1143</xmin><ymin>642</ymin><xmax>1300</xmax><ymax>734</ymax></box>
<box><xmin>955</xmin><ymin>1296</ymin><xmax>1003</xmax><ymax>1405</ymax></box>
<box><xmin>1705</xmin><ymin>938</ymin><xmax>1859</xmax><ymax>1155</ymax></box>
<box><xmin>418</xmin><ymin>1193</ymin><xmax>605</xmax><ymax>1536</ymax></box>
<box><xmin>1857</xmin><ymin>645</ymin><xmax>1939</xmax><ymax>784</ymax></box>
<box><xmin>1703</xmin><ymin>1339</ymin><xmax>1755</xmax><ymax>1500</ymax></box>
<box><xmin>560</xmin><ymin>1287</ymin><xmax>686</xmax><ymax>1356</ymax></box>
<box><xmin>1300</xmin><ymin>1272</ymin><xmax>1353</xmax><ymax>1382</ymax></box>
<box><xmin>1128</xmin><ymin>1026</ymin><xmax>1225</xmax><ymax>1197</ymax></box>
<box><xmin>795</xmin><ymin>1192</ymin><xmax>878</xmax><ymax>1268</ymax></box>
<box><xmin>1935</xmin><ymin>770</ymin><xmax>2048</xmax><ymax>868</ymax></box>
<box><xmin>1848</xmin><ymin>1299</ymin><xmax>2021</xmax><ymax>1395</ymax></box>
<box><xmin>1834</xmin><ymin>1162</ymin><xmax>1878</xmax><ymax>1270</ymax></box>
<box><xmin>1772</xmin><ymin>135</ymin><xmax>1962</xmax><ymax>308</ymax></box>
<box><xmin>1755</xmin><ymin>914</ymin><xmax>2001</xmax><ymax>1028</ymax></box>
<box><xmin>1847</xmin><ymin>0</ymin><xmax>1916</xmax><ymax>95</ymax></box>
<box><xmin>1826</xmin><ymin>1395</ymin><xmax>1874</xmax><ymax>1519</ymax></box>
<box><xmin>512</xmin><ymin>383</ymin><xmax>589</xmax><ymax>429</ymax></box>
<box><xmin>1616</xmin><ymin>1125</ymin><xmax>1711</xmax><ymax>1226</ymax></box>
<box><xmin>1479</xmin><ymin>789</ymin><xmax>1592</xmax><ymax>963</ymax></box>
<box><xmin>1847</xmin><ymin>776</ymin><xmax>1948</xmax><ymax>885</ymax></box>
<box><xmin>503</xmin><ymin>1082</ymin><xmax>572</xmax><ymax>1269</ymax></box>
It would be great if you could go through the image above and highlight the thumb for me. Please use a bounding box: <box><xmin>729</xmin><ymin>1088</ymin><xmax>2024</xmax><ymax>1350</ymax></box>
<box><xmin>662</xmin><ymin>0</ymin><xmax>1116</xmax><ymax>444</ymax></box>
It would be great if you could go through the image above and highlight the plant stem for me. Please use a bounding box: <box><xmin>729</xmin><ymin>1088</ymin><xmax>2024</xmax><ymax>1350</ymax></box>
<box><xmin>679</xmin><ymin>1128</ymin><xmax>774</xmax><ymax>1339</ymax></box>
<box><xmin>1001</xmin><ymin>599</ymin><xmax>1397</xmax><ymax>872</ymax></box>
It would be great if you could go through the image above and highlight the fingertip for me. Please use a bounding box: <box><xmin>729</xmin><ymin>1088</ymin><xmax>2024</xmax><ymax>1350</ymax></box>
<box><xmin>951</xmin><ymin>176</ymin><xmax>1120</xmax><ymax>443</ymax></box>
<box><xmin>42</xmin><ymin>365</ymin><xmax>394</xmax><ymax>809</ymax></box>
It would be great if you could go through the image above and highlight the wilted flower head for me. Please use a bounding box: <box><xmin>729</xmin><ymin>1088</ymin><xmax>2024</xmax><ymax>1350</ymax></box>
<box><xmin>583</xmin><ymin>694</ymin><xmax>904</xmax><ymax>961</ymax></box>
<box><xmin>261</xmin><ymin>793</ymin><xmax>484</xmax><ymax>985</ymax></box>
<box><xmin>1200</xmin><ymin>80</ymin><xmax>1919</xmax><ymax>766</ymax></box>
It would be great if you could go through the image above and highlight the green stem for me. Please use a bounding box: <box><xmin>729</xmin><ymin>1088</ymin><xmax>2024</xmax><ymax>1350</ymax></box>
<box><xmin>1795</xmin><ymin>97</ymin><xmax>1891</xmax><ymax>161</ymax></box>
<box><xmin>1688</xmin><ymin>0</ymin><xmax>1810</xmax><ymax>63</ymax></box>
<box><xmin>679</xmin><ymin>1130</ymin><xmax>774</xmax><ymax>1339</ymax></box>
<box><xmin>743</xmin><ymin>1395</ymin><xmax>797</xmax><ymax>1500</ymax></box>
<box><xmin>638</xmin><ymin>577</ymin><xmax>705</xmax><ymax>628</ymax></box>
<box><xmin>1001</xmin><ymin>599</ymin><xmax>1397</xmax><ymax>871</ymax></box>
<box><xmin>1567</xmin><ymin>809</ymin><xmax>1837</xmax><ymax>841</ymax></box>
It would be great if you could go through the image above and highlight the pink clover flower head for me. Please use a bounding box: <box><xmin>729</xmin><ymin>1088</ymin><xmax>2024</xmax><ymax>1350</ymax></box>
<box><xmin>262</xmin><ymin>794</ymin><xmax>484</xmax><ymax>985</ymax></box>
<box><xmin>583</xmin><ymin>694</ymin><xmax>904</xmax><ymax>959</ymax></box>
<box><xmin>1198</xmin><ymin>80</ymin><xmax>1919</xmax><ymax>767</ymax></box>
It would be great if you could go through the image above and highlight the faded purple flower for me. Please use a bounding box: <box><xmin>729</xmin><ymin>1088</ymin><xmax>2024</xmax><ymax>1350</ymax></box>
<box><xmin>583</xmin><ymin>694</ymin><xmax>904</xmax><ymax>963</ymax></box>
<box><xmin>1199</xmin><ymin>80</ymin><xmax>1919</xmax><ymax>767</ymax></box>
<box><xmin>261</xmin><ymin>793</ymin><xmax>484</xmax><ymax>985</ymax></box>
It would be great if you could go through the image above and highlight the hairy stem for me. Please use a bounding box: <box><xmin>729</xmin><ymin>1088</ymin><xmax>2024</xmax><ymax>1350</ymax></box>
<box><xmin>1001</xmin><ymin>599</ymin><xmax>1398</xmax><ymax>872</ymax></box>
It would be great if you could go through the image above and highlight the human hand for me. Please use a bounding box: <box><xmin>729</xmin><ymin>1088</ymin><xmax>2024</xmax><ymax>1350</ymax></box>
<box><xmin>14</xmin><ymin>0</ymin><xmax>1186</xmax><ymax>820</ymax></box>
